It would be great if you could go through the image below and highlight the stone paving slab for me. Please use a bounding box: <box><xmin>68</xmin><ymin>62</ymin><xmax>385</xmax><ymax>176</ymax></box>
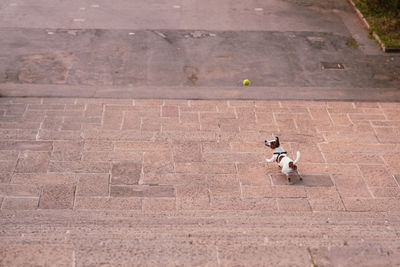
<box><xmin>0</xmin><ymin>97</ymin><xmax>399</xmax><ymax>213</ymax></box>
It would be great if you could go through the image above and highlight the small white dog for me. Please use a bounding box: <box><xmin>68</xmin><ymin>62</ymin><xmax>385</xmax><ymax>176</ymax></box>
<box><xmin>265</xmin><ymin>137</ymin><xmax>301</xmax><ymax>183</ymax></box>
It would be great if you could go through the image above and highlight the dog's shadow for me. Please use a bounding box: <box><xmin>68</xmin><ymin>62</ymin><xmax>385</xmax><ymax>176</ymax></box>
<box><xmin>267</xmin><ymin>165</ymin><xmax>304</xmax><ymax>186</ymax></box>
<box><xmin>288</xmin><ymin>172</ymin><xmax>303</xmax><ymax>186</ymax></box>
<box><xmin>281</xmin><ymin>173</ymin><xmax>303</xmax><ymax>186</ymax></box>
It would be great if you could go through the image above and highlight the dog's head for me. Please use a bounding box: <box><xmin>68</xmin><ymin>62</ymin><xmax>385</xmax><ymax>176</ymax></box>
<box><xmin>265</xmin><ymin>136</ymin><xmax>280</xmax><ymax>149</ymax></box>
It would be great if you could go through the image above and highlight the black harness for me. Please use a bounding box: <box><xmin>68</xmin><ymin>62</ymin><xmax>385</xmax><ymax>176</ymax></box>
<box><xmin>274</xmin><ymin>151</ymin><xmax>287</xmax><ymax>163</ymax></box>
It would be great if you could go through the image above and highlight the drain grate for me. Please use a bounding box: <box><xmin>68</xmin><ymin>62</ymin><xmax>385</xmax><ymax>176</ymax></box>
<box><xmin>321</xmin><ymin>62</ymin><xmax>345</xmax><ymax>70</ymax></box>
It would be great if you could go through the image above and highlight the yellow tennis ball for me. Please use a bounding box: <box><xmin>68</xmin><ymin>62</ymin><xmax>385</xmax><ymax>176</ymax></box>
<box><xmin>243</xmin><ymin>79</ymin><xmax>250</xmax><ymax>86</ymax></box>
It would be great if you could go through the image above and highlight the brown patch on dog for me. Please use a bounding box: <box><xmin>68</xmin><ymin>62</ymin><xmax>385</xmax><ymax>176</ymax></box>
<box><xmin>289</xmin><ymin>162</ymin><xmax>297</xmax><ymax>170</ymax></box>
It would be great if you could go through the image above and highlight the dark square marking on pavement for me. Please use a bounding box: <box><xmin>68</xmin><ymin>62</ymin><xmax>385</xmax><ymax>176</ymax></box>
<box><xmin>299</xmin><ymin>175</ymin><xmax>334</xmax><ymax>187</ymax></box>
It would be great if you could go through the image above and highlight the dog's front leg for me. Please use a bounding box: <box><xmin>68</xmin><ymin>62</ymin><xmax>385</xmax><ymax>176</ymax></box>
<box><xmin>266</xmin><ymin>155</ymin><xmax>276</xmax><ymax>163</ymax></box>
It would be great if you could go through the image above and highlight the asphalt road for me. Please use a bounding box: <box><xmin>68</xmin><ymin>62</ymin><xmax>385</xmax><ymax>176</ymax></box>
<box><xmin>0</xmin><ymin>0</ymin><xmax>399</xmax><ymax>100</ymax></box>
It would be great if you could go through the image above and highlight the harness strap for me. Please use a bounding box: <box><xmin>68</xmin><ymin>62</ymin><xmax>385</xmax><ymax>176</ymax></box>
<box><xmin>274</xmin><ymin>152</ymin><xmax>287</xmax><ymax>163</ymax></box>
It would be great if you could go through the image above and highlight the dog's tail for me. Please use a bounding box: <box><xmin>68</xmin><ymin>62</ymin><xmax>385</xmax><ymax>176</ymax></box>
<box><xmin>293</xmin><ymin>151</ymin><xmax>301</xmax><ymax>165</ymax></box>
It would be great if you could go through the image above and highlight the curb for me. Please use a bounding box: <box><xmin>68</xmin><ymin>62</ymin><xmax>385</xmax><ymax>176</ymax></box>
<box><xmin>2</xmin><ymin>84</ymin><xmax>400</xmax><ymax>102</ymax></box>
<box><xmin>347</xmin><ymin>0</ymin><xmax>400</xmax><ymax>53</ymax></box>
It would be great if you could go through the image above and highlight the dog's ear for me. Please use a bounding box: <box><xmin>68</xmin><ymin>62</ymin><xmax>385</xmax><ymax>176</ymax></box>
<box><xmin>275</xmin><ymin>136</ymin><xmax>280</xmax><ymax>147</ymax></box>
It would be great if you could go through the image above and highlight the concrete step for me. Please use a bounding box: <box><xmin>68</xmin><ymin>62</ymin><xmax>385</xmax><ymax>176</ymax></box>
<box><xmin>2</xmin><ymin>84</ymin><xmax>400</xmax><ymax>101</ymax></box>
<box><xmin>2</xmin><ymin>210</ymin><xmax>400</xmax><ymax>225</ymax></box>
<box><xmin>1</xmin><ymin>210</ymin><xmax>400</xmax><ymax>266</ymax></box>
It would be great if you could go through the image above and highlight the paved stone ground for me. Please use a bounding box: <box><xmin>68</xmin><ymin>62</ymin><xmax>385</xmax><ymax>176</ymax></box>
<box><xmin>0</xmin><ymin>97</ymin><xmax>399</xmax><ymax>212</ymax></box>
<box><xmin>1</xmin><ymin>0</ymin><xmax>400</xmax><ymax>265</ymax></box>
<box><xmin>1</xmin><ymin>97</ymin><xmax>400</xmax><ymax>266</ymax></box>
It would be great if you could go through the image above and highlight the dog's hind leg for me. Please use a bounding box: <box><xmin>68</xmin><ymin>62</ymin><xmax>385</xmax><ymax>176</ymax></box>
<box><xmin>296</xmin><ymin>170</ymin><xmax>302</xmax><ymax>181</ymax></box>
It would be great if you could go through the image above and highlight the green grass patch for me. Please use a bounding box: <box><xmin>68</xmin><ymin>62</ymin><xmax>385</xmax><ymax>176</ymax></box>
<box><xmin>346</xmin><ymin>36</ymin><xmax>359</xmax><ymax>48</ymax></box>
<box><xmin>354</xmin><ymin>0</ymin><xmax>400</xmax><ymax>48</ymax></box>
